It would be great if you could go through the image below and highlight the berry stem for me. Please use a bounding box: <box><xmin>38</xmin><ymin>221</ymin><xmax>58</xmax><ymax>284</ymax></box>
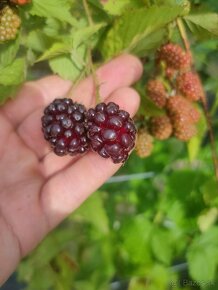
<box><xmin>82</xmin><ymin>0</ymin><xmax>94</xmax><ymax>26</ymax></box>
<box><xmin>177</xmin><ymin>17</ymin><xmax>218</xmax><ymax>183</ymax></box>
<box><xmin>176</xmin><ymin>18</ymin><xmax>190</xmax><ymax>53</ymax></box>
<box><xmin>82</xmin><ymin>0</ymin><xmax>101</xmax><ymax>104</ymax></box>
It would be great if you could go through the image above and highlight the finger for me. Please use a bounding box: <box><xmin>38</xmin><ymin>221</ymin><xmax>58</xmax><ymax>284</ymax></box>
<box><xmin>40</xmin><ymin>87</ymin><xmax>140</xmax><ymax>228</ymax></box>
<box><xmin>69</xmin><ymin>54</ymin><xmax>143</xmax><ymax>107</ymax></box>
<box><xmin>2</xmin><ymin>77</ymin><xmax>72</xmax><ymax>128</ymax></box>
<box><xmin>3</xmin><ymin>54</ymin><xmax>142</xmax><ymax>128</ymax></box>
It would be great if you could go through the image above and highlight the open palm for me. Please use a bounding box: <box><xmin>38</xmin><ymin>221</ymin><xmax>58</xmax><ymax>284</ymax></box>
<box><xmin>0</xmin><ymin>54</ymin><xmax>142</xmax><ymax>285</ymax></box>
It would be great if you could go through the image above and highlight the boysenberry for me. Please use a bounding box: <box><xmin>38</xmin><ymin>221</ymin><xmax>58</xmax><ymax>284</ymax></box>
<box><xmin>87</xmin><ymin>102</ymin><xmax>136</xmax><ymax>163</ymax></box>
<box><xmin>42</xmin><ymin>98</ymin><xmax>89</xmax><ymax>156</ymax></box>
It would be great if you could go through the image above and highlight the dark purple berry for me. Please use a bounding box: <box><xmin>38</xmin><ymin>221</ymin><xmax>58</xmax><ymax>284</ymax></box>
<box><xmin>87</xmin><ymin>102</ymin><xmax>136</xmax><ymax>163</ymax></box>
<box><xmin>42</xmin><ymin>98</ymin><xmax>89</xmax><ymax>156</ymax></box>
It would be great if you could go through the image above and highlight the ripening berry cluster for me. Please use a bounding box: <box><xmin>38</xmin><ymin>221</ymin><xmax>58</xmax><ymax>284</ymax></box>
<box><xmin>0</xmin><ymin>1</ymin><xmax>31</xmax><ymax>42</ymax></box>
<box><xmin>0</xmin><ymin>6</ymin><xmax>21</xmax><ymax>41</ymax></box>
<box><xmin>42</xmin><ymin>99</ymin><xmax>136</xmax><ymax>164</ymax></box>
<box><xmin>136</xmin><ymin>42</ymin><xmax>204</xmax><ymax>158</ymax></box>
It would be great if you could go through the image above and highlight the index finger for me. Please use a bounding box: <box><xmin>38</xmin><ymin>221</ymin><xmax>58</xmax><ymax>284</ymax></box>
<box><xmin>2</xmin><ymin>54</ymin><xmax>143</xmax><ymax>128</ymax></box>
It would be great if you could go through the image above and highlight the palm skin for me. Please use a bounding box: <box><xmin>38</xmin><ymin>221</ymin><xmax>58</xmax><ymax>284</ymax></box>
<box><xmin>0</xmin><ymin>54</ymin><xmax>142</xmax><ymax>285</ymax></box>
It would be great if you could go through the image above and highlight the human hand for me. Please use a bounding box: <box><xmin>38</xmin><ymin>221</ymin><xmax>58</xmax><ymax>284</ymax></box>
<box><xmin>0</xmin><ymin>54</ymin><xmax>142</xmax><ymax>285</ymax></box>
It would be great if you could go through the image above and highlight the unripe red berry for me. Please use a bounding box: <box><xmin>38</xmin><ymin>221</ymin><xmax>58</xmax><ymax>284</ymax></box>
<box><xmin>157</xmin><ymin>43</ymin><xmax>192</xmax><ymax>70</ymax></box>
<box><xmin>135</xmin><ymin>129</ymin><xmax>153</xmax><ymax>158</ymax></box>
<box><xmin>149</xmin><ymin>115</ymin><xmax>173</xmax><ymax>140</ymax></box>
<box><xmin>146</xmin><ymin>79</ymin><xmax>167</xmax><ymax>108</ymax></box>
<box><xmin>176</xmin><ymin>71</ymin><xmax>204</xmax><ymax>101</ymax></box>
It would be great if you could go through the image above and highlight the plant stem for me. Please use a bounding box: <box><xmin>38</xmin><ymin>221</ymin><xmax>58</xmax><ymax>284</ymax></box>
<box><xmin>176</xmin><ymin>18</ymin><xmax>190</xmax><ymax>52</ymax></box>
<box><xmin>82</xmin><ymin>0</ymin><xmax>101</xmax><ymax>103</ymax></box>
<box><xmin>82</xmin><ymin>0</ymin><xmax>94</xmax><ymax>26</ymax></box>
<box><xmin>177</xmin><ymin>17</ymin><xmax>218</xmax><ymax>183</ymax></box>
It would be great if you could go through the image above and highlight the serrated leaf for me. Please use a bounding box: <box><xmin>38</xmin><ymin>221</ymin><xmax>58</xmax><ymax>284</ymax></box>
<box><xmin>101</xmin><ymin>5</ymin><xmax>184</xmax><ymax>59</ymax></box>
<box><xmin>0</xmin><ymin>58</ymin><xmax>26</xmax><ymax>86</ymax></box>
<box><xmin>30</xmin><ymin>0</ymin><xmax>73</xmax><ymax>24</ymax></box>
<box><xmin>36</xmin><ymin>43</ymin><xmax>71</xmax><ymax>62</ymax></box>
<box><xmin>73</xmin><ymin>23</ymin><xmax>106</xmax><ymax>48</ymax></box>
<box><xmin>187</xmin><ymin>227</ymin><xmax>218</xmax><ymax>282</ymax></box>
<box><xmin>185</xmin><ymin>13</ymin><xmax>218</xmax><ymax>38</ymax></box>
<box><xmin>49</xmin><ymin>54</ymin><xmax>86</xmax><ymax>81</ymax></box>
<box><xmin>131</xmin><ymin>28</ymin><xmax>165</xmax><ymax>56</ymax></box>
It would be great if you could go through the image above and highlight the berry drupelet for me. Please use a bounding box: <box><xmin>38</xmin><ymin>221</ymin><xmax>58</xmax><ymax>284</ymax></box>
<box><xmin>42</xmin><ymin>98</ymin><xmax>89</xmax><ymax>156</ymax></box>
<box><xmin>87</xmin><ymin>102</ymin><xmax>136</xmax><ymax>163</ymax></box>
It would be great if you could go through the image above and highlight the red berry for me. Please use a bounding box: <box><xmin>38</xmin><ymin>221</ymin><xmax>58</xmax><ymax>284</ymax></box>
<box><xmin>157</xmin><ymin>43</ymin><xmax>192</xmax><ymax>70</ymax></box>
<box><xmin>42</xmin><ymin>98</ymin><xmax>89</xmax><ymax>156</ymax></box>
<box><xmin>149</xmin><ymin>115</ymin><xmax>173</xmax><ymax>140</ymax></box>
<box><xmin>174</xmin><ymin>122</ymin><xmax>197</xmax><ymax>141</ymax></box>
<box><xmin>87</xmin><ymin>102</ymin><xmax>136</xmax><ymax>163</ymax></box>
<box><xmin>166</xmin><ymin>95</ymin><xmax>200</xmax><ymax>124</ymax></box>
<box><xmin>176</xmin><ymin>71</ymin><xmax>204</xmax><ymax>101</ymax></box>
<box><xmin>166</xmin><ymin>96</ymin><xmax>198</xmax><ymax>141</ymax></box>
<box><xmin>146</xmin><ymin>79</ymin><xmax>167</xmax><ymax>108</ymax></box>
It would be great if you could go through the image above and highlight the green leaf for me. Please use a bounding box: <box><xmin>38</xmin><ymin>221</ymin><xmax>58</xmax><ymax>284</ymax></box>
<box><xmin>0</xmin><ymin>58</ymin><xmax>26</xmax><ymax>86</ymax></box>
<box><xmin>187</xmin><ymin>227</ymin><xmax>218</xmax><ymax>282</ymax></box>
<box><xmin>73</xmin><ymin>23</ymin><xmax>106</xmax><ymax>48</ymax></box>
<box><xmin>101</xmin><ymin>5</ymin><xmax>184</xmax><ymax>59</ymax></box>
<box><xmin>27</xmin><ymin>30</ymin><xmax>53</xmax><ymax>53</ymax></box>
<box><xmin>0</xmin><ymin>85</ymin><xmax>20</xmax><ymax>105</ymax></box>
<box><xmin>131</xmin><ymin>28</ymin><xmax>165</xmax><ymax>56</ymax></box>
<box><xmin>120</xmin><ymin>215</ymin><xmax>152</xmax><ymax>264</ymax></box>
<box><xmin>73</xmin><ymin>192</ymin><xmax>109</xmax><ymax>234</ymax></box>
<box><xmin>197</xmin><ymin>208</ymin><xmax>218</xmax><ymax>233</ymax></box>
<box><xmin>184</xmin><ymin>13</ymin><xmax>218</xmax><ymax>38</ymax></box>
<box><xmin>36</xmin><ymin>42</ymin><xmax>71</xmax><ymax>62</ymax></box>
<box><xmin>49</xmin><ymin>54</ymin><xmax>86</xmax><ymax>81</ymax></box>
<box><xmin>201</xmin><ymin>178</ymin><xmax>218</xmax><ymax>207</ymax></box>
<box><xmin>0</xmin><ymin>37</ymin><xmax>20</xmax><ymax>67</ymax></box>
<box><xmin>151</xmin><ymin>228</ymin><xmax>173</xmax><ymax>265</ymax></box>
<box><xmin>103</xmin><ymin>0</ymin><xmax>144</xmax><ymax>16</ymax></box>
<box><xmin>30</xmin><ymin>0</ymin><xmax>73</xmax><ymax>24</ymax></box>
